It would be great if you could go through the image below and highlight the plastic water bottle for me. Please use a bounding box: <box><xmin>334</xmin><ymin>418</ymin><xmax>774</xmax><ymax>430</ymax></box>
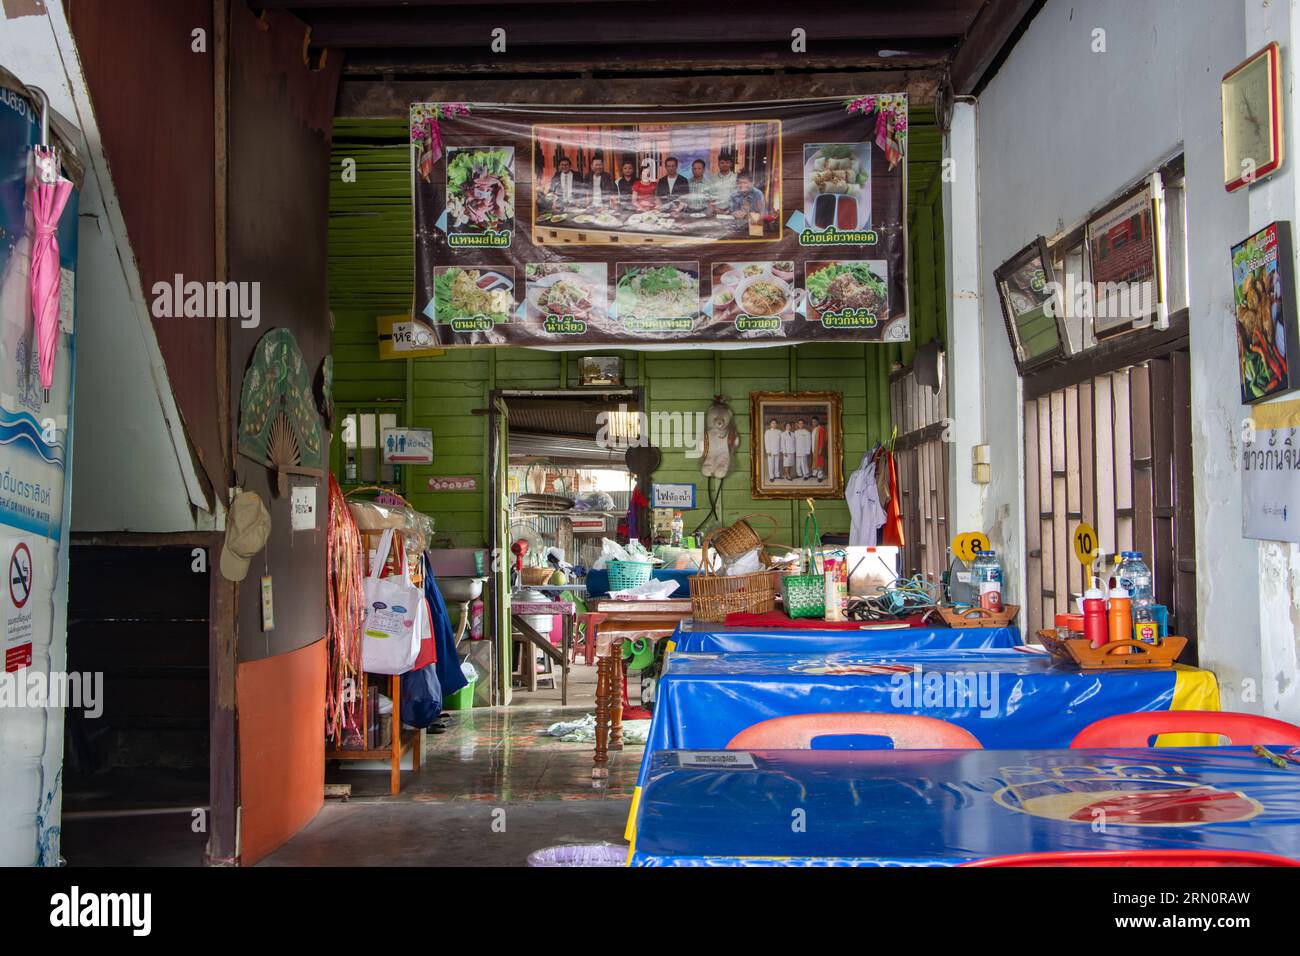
<box><xmin>973</xmin><ymin>550</ymin><xmax>1003</xmax><ymax>612</ymax></box>
<box><xmin>1117</xmin><ymin>551</ymin><xmax>1153</xmax><ymax>601</ymax></box>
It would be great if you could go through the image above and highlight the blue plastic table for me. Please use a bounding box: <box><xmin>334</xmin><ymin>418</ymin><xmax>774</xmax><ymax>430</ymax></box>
<box><xmin>669</xmin><ymin>620</ymin><xmax>1021</xmax><ymax>653</ymax></box>
<box><xmin>630</xmin><ymin>746</ymin><xmax>1300</xmax><ymax>866</ymax></box>
<box><xmin>633</xmin><ymin>648</ymin><xmax>1219</xmax><ymax>796</ymax></box>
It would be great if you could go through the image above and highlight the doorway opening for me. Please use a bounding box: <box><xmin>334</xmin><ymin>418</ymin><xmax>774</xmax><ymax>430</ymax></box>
<box><xmin>489</xmin><ymin>388</ymin><xmax>645</xmax><ymax>710</ymax></box>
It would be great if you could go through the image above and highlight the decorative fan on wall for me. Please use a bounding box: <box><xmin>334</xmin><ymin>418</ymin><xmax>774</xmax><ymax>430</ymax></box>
<box><xmin>238</xmin><ymin>328</ymin><xmax>324</xmax><ymax>495</ymax></box>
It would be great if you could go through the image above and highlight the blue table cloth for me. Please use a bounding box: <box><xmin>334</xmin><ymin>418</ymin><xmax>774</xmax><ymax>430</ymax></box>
<box><xmin>630</xmin><ymin>746</ymin><xmax>1300</xmax><ymax>866</ymax></box>
<box><xmin>634</xmin><ymin>648</ymin><xmax>1219</xmax><ymax>795</ymax></box>
<box><xmin>669</xmin><ymin>620</ymin><xmax>1021</xmax><ymax>654</ymax></box>
<box><xmin>584</xmin><ymin>568</ymin><xmax>694</xmax><ymax>598</ymax></box>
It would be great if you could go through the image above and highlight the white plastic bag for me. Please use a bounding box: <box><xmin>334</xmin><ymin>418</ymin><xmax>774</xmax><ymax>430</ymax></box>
<box><xmin>361</xmin><ymin>528</ymin><xmax>425</xmax><ymax>675</ymax></box>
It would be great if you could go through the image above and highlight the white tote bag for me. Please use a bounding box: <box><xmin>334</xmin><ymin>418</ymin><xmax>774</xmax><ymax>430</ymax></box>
<box><xmin>361</xmin><ymin>528</ymin><xmax>425</xmax><ymax>675</ymax></box>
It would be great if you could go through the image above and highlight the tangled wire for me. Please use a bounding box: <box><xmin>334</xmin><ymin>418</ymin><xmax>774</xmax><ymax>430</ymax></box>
<box><xmin>325</xmin><ymin>474</ymin><xmax>364</xmax><ymax>743</ymax></box>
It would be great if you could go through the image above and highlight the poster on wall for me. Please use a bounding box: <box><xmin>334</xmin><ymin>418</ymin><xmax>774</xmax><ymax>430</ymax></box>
<box><xmin>1242</xmin><ymin>397</ymin><xmax>1300</xmax><ymax>542</ymax></box>
<box><xmin>1085</xmin><ymin>175</ymin><xmax>1167</xmax><ymax>337</ymax></box>
<box><xmin>411</xmin><ymin>97</ymin><xmax>908</xmax><ymax>347</ymax></box>
<box><xmin>1231</xmin><ymin>221</ymin><xmax>1299</xmax><ymax>404</ymax></box>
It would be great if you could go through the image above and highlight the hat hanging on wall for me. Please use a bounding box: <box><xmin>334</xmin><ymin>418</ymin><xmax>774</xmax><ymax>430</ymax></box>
<box><xmin>237</xmin><ymin>328</ymin><xmax>324</xmax><ymax>496</ymax></box>
<box><xmin>220</xmin><ymin>490</ymin><xmax>272</xmax><ymax>582</ymax></box>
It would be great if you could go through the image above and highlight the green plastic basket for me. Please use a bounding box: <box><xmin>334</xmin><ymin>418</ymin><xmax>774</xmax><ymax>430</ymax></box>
<box><xmin>607</xmin><ymin>559</ymin><xmax>653</xmax><ymax>590</ymax></box>
<box><xmin>446</xmin><ymin>678</ymin><xmax>477</xmax><ymax>710</ymax></box>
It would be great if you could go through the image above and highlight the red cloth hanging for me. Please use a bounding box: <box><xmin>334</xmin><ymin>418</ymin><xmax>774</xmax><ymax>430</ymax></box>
<box><xmin>879</xmin><ymin>447</ymin><xmax>905</xmax><ymax>547</ymax></box>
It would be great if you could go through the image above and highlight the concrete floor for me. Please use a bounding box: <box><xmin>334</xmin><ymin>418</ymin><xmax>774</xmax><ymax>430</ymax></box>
<box><xmin>61</xmin><ymin>660</ymin><xmax>646</xmax><ymax>866</ymax></box>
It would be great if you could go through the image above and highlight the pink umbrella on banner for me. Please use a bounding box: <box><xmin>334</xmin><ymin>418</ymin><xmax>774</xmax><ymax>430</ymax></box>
<box><xmin>27</xmin><ymin>87</ymin><xmax>72</xmax><ymax>402</ymax></box>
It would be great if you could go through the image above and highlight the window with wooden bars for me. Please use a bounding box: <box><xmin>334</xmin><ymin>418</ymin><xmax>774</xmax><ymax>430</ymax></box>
<box><xmin>890</xmin><ymin>361</ymin><xmax>949</xmax><ymax>583</ymax></box>
<box><xmin>1023</xmin><ymin>338</ymin><xmax>1197</xmax><ymax>659</ymax></box>
<box><xmin>1011</xmin><ymin>155</ymin><xmax>1196</xmax><ymax>659</ymax></box>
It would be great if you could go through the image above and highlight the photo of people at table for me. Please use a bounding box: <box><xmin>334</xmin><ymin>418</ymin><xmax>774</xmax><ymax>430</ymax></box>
<box><xmin>532</xmin><ymin>119</ymin><xmax>782</xmax><ymax>242</ymax></box>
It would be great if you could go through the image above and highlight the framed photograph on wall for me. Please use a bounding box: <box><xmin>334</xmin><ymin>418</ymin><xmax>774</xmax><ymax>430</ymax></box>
<box><xmin>1085</xmin><ymin>174</ymin><xmax>1169</xmax><ymax>337</ymax></box>
<box><xmin>750</xmin><ymin>391</ymin><xmax>844</xmax><ymax>499</ymax></box>
<box><xmin>578</xmin><ymin>355</ymin><xmax>622</xmax><ymax>386</ymax></box>
<box><xmin>994</xmin><ymin>236</ymin><xmax>1069</xmax><ymax>373</ymax></box>
<box><xmin>1230</xmin><ymin>220</ymin><xmax>1299</xmax><ymax>404</ymax></box>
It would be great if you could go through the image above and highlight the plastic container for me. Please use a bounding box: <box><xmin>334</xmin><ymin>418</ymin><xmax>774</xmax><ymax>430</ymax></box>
<box><xmin>823</xmin><ymin>558</ymin><xmax>843</xmax><ymax>621</ymax></box>
<box><xmin>526</xmin><ymin>843</ymin><xmax>628</xmax><ymax>867</ymax></box>
<box><xmin>445</xmin><ymin>678</ymin><xmax>476</xmax><ymax>710</ymax></box>
<box><xmin>1054</xmin><ymin>612</ymin><xmax>1085</xmax><ymax>634</ymax></box>
<box><xmin>1133</xmin><ymin>598</ymin><xmax>1160</xmax><ymax>645</ymax></box>
<box><xmin>1117</xmin><ymin>551</ymin><xmax>1153</xmax><ymax>601</ymax></box>
<box><xmin>1083</xmin><ymin>588</ymin><xmax>1108</xmax><ymax>648</ymax></box>
<box><xmin>1107</xmin><ymin>588</ymin><xmax>1132</xmax><ymax>650</ymax></box>
<box><xmin>972</xmin><ymin>550</ymin><xmax>1004</xmax><ymax>612</ymax></box>
<box><xmin>606</xmin><ymin>559</ymin><xmax>653</xmax><ymax>590</ymax></box>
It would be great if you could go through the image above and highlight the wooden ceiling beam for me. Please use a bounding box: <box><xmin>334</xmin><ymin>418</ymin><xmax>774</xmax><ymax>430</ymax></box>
<box><xmin>949</xmin><ymin>0</ymin><xmax>1044</xmax><ymax>94</ymax></box>
<box><xmin>300</xmin><ymin>2</ymin><xmax>979</xmax><ymax>48</ymax></box>
<box><xmin>337</xmin><ymin>70</ymin><xmax>943</xmax><ymax>117</ymax></box>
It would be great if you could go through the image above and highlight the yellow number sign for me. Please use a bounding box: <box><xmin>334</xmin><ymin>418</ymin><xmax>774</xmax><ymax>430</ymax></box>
<box><xmin>1073</xmin><ymin>522</ymin><xmax>1099</xmax><ymax>566</ymax></box>
<box><xmin>951</xmin><ymin>531</ymin><xmax>990</xmax><ymax>564</ymax></box>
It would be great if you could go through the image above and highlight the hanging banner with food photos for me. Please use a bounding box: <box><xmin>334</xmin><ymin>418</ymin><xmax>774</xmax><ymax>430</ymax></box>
<box><xmin>410</xmin><ymin>96</ymin><xmax>909</xmax><ymax>348</ymax></box>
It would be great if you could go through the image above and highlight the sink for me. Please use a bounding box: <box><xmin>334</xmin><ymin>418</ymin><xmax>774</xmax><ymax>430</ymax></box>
<box><xmin>438</xmin><ymin>576</ymin><xmax>487</xmax><ymax>603</ymax></box>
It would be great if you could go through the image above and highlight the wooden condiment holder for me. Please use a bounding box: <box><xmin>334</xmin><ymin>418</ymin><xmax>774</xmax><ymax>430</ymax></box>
<box><xmin>938</xmin><ymin>604</ymin><xmax>1019</xmax><ymax>629</ymax></box>
<box><xmin>1036</xmin><ymin>628</ymin><xmax>1185</xmax><ymax>669</ymax></box>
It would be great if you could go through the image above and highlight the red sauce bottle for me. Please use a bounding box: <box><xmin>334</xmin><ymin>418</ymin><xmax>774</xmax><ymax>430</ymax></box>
<box><xmin>1082</xmin><ymin>587</ymin><xmax>1108</xmax><ymax>649</ymax></box>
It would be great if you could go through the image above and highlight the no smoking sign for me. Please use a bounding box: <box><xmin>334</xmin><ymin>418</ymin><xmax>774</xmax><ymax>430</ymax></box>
<box><xmin>3</xmin><ymin>537</ymin><xmax>35</xmax><ymax>672</ymax></box>
<box><xmin>10</xmin><ymin>541</ymin><xmax>31</xmax><ymax>609</ymax></box>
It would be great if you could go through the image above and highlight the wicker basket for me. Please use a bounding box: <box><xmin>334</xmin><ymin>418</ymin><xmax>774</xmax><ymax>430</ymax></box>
<box><xmin>521</xmin><ymin>566</ymin><xmax>554</xmax><ymax>586</ymax></box>
<box><xmin>689</xmin><ymin>528</ymin><xmax>778</xmax><ymax>621</ymax></box>
<box><xmin>710</xmin><ymin>513</ymin><xmax>779</xmax><ymax>559</ymax></box>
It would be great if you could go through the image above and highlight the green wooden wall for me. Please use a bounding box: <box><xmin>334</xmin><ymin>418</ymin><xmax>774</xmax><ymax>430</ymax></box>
<box><xmin>329</xmin><ymin>112</ymin><xmax>945</xmax><ymax>549</ymax></box>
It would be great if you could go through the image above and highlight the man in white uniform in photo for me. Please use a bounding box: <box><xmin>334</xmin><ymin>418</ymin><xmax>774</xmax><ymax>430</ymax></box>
<box><xmin>764</xmin><ymin>418</ymin><xmax>783</xmax><ymax>482</ymax></box>
<box><xmin>780</xmin><ymin>422</ymin><xmax>796</xmax><ymax>480</ymax></box>
<box><xmin>794</xmin><ymin>418</ymin><xmax>812</xmax><ymax>479</ymax></box>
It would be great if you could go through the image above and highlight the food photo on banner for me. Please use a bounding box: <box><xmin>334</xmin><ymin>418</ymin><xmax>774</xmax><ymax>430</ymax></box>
<box><xmin>411</xmin><ymin>96</ymin><xmax>909</xmax><ymax>347</ymax></box>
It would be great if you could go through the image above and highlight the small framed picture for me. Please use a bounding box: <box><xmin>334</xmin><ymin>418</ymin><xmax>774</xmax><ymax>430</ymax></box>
<box><xmin>579</xmin><ymin>355</ymin><xmax>622</xmax><ymax>386</ymax></box>
<box><xmin>1084</xmin><ymin>175</ymin><xmax>1168</xmax><ymax>337</ymax></box>
<box><xmin>1231</xmin><ymin>220</ymin><xmax>1299</xmax><ymax>404</ymax></box>
<box><xmin>994</xmin><ymin>236</ymin><xmax>1068</xmax><ymax>373</ymax></box>
<box><xmin>750</xmin><ymin>391</ymin><xmax>844</xmax><ymax>499</ymax></box>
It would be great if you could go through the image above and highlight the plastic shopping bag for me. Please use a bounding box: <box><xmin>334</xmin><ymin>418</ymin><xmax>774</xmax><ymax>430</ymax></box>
<box><xmin>362</xmin><ymin>528</ymin><xmax>424</xmax><ymax>675</ymax></box>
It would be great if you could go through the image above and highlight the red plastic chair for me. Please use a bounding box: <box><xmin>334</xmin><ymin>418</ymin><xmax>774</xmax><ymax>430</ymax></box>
<box><xmin>963</xmin><ymin>850</ymin><xmax>1300</xmax><ymax>867</ymax></box>
<box><xmin>1070</xmin><ymin>710</ymin><xmax>1300</xmax><ymax>748</ymax></box>
<box><xmin>726</xmin><ymin>712</ymin><xmax>983</xmax><ymax>750</ymax></box>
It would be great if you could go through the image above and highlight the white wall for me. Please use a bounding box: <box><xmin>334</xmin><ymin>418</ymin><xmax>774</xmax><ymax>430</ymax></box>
<box><xmin>0</xmin><ymin>2</ymin><xmax>211</xmax><ymax>866</ymax></box>
<box><xmin>973</xmin><ymin>0</ymin><xmax>1299</xmax><ymax>720</ymax></box>
<box><xmin>0</xmin><ymin>3</ymin><xmax>208</xmax><ymax>534</ymax></box>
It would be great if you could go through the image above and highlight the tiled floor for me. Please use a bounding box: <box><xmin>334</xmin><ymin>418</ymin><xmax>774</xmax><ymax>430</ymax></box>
<box><xmin>329</xmin><ymin>703</ymin><xmax>645</xmax><ymax>801</ymax></box>
<box><xmin>65</xmin><ymin>661</ymin><xmax>647</xmax><ymax>865</ymax></box>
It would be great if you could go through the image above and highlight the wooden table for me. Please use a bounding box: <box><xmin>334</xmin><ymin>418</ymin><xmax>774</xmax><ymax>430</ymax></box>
<box><xmin>511</xmin><ymin>600</ymin><xmax>576</xmax><ymax>704</ymax></box>
<box><xmin>586</xmin><ymin>598</ymin><xmax>692</xmax><ymax>780</ymax></box>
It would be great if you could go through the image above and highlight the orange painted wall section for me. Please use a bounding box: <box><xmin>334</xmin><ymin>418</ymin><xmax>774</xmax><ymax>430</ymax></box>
<box><xmin>237</xmin><ymin>640</ymin><xmax>325</xmax><ymax>865</ymax></box>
